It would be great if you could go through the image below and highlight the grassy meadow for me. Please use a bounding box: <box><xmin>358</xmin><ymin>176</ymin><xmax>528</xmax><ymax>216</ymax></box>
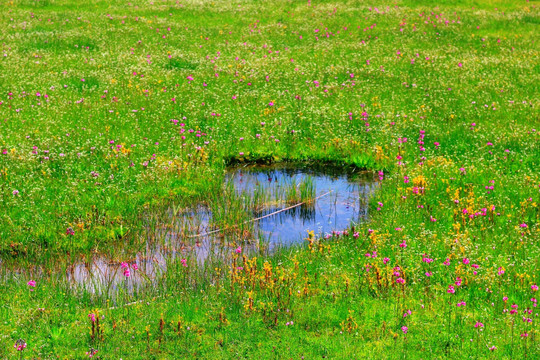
<box><xmin>0</xmin><ymin>0</ymin><xmax>539</xmax><ymax>358</ymax></box>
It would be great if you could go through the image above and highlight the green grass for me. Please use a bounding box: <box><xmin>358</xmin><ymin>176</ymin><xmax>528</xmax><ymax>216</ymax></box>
<box><xmin>0</xmin><ymin>0</ymin><xmax>539</xmax><ymax>358</ymax></box>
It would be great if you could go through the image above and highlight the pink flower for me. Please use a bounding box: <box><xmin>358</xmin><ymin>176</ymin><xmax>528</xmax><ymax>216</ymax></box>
<box><xmin>447</xmin><ymin>285</ymin><xmax>455</xmax><ymax>294</ymax></box>
<box><xmin>532</xmin><ymin>284</ymin><xmax>538</xmax><ymax>292</ymax></box>
<box><xmin>401</xmin><ymin>326</ymin><xmax>408</xmax><ymax>334</ymax></box>
<box><xmin>474</xmin><ymin>322</ymin><xmax>484</xmax><ymax>328</ymax></box>
<box><xmin>181</xmin><ymin>258</ymin><xmax>187</xmax><ymax>267</ymax></box>
<box><xmin>14</xmin><ymin>339</ymin><xmax>27</xmax><ymax>352</ymax></box>
<box><xmin>27</xmin><ymin>280</ymin><xmax>36</xmax><ymax>291</ymax></box>
<box><xmin>235</xmin><ymin>246</ymin><xmax>242</xmax><ymax>254</ymax></box>
<box><xmin>463</xmin><ymin>258</ymin><xmax>470</xmax><ymax>265</ymax></box>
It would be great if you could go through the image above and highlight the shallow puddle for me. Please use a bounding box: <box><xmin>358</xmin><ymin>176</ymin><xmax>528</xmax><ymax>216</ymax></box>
<box><xmin>227</xmin><ymin>164</ymin><xmax>374</xmax><ymax>247</ymax></box>
<box><xmin>7</xmin><ymin>164</ymin><xmax>376</xmax><ymax>296</ymax></box>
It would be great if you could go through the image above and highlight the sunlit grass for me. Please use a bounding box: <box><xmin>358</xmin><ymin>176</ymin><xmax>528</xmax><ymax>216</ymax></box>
<box><xmin>0</xmin><ymin>0</ymin><xmax>538</xmax><ymax>358</ymax></box>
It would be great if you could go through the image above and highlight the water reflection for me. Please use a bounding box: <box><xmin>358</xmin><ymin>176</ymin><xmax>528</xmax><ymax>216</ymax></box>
<box><xmin>6</xmin><ymin>164</ymin><xmax>376</xmax><ymax>296</ymax></box>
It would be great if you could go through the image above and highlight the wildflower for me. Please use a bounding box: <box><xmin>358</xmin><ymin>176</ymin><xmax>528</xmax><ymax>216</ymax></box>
<box><xmin>447</xmin><ymin>285</ymin><xmax>455</xmax><ymax>294</ymax></box>
<box><xmin>463</xmin><ymin>258</ymin><xmax>470</xmax><ymax>265</ymax></box>
<box><xmin>474</xmin><ymin>322</ymin><xmax>484</xmax><ymax>328</ymax></box>
<box><xmin>181</xmin><ymin>258</ymin><xmax>187</xmax><ymax>267</ymax></box>
<box><xmin>235</xmin><ymin>246</ymin><xmax>242</xmax><ymax>254</ymax></box>
<box><xmin>88</xmin><ymin>313</ymin><xmax>96</xmax><ymax>322</ymax></box>
<box><xmin>12</xmin><ymin>190</ymin><xmax>19</xmax><ymax>196</ymax></box>
<box><xmin>66</xmin><ymin>227</ymin><xmax>75</xmax><ymax>236</ymax></box>
<box><xmin>27</xmin><ymin>280</ymin><xmax>36</xmax><ymax>291</ymax></box>
<box><xmin>510</xmin><ymin>304</ymin><xmax>518</xmax><ymax>314</ymax></box>
<box><xmin>532</xmin><ymin>284</ymin><xmax>538</xmax><ymax>292</ymax></box>
<box><xmin>401</xmin><ymin>326</ymin><xmax>408</xmax><ymax>334</ymax></box>
<box><xmin>14</xmin><ymin>339</ymin><xmax>26</xmax><ymax>351</ymax></box>
<box><xmin>86</xmin><ymin>348</ymin><xmax>98</xmax><ymax>358</ymax></box>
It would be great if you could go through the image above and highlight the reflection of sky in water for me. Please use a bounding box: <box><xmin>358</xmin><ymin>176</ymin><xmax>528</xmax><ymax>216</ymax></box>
<box><xmin>26</xmin><ymin>165</ymin><xmax>375</xmax><ymax>296</ymax></box>
<box><xmin>228</xmin><ymin>165</ymin><xmax>374</xmax><ymax>248</ymax></box>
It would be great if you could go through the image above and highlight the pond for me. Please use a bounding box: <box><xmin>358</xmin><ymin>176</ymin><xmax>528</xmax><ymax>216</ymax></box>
<box><xmin>20</xmin><ymin>164</ymin><xmax>377</xmax><ymax>296</ymax></box>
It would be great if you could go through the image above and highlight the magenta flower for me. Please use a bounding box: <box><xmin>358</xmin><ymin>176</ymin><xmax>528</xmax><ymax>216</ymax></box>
<box><xmin>14</xmin><ymin>339</ymin><xmax>27</xmax><ymax>351</ymax></box>
<box><xmin>27</xmin><ymin>280</ymin><xmax>36</xmax><ymax>291</ymax></box>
